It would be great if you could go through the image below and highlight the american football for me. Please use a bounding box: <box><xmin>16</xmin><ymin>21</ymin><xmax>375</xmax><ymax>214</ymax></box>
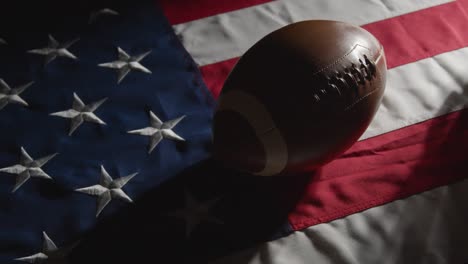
<box><xmin>213</xmin><ymin>20</ymin><xmax>387</xmax><ymax>176</ymax></box>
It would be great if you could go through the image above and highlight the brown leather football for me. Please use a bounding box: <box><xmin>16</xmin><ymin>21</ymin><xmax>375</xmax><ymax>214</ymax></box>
<box><xmin>213</xmin><ymin>20</ymin><xmax>387</xmax><ymax>176</ymax></box>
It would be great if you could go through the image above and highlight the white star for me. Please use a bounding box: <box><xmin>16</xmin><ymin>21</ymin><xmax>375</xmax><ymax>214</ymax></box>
<box><xmin>89</xmin><ymin>8</ymin><xmax>119</xmax><ymax>24</ymax></box>
<box><xmin>15</xmin><ymin>231</ymin><xmax>77</xmax><ymax>264</ymax></box>
<box><xmin>127</xmin><ymin>111</ymin><xmax>185</xmax><ymax>154</ymax></box>
<box><xmin>0</xmin><ymin>147</ymin><xmax>57</xmax><ymax>193</ymax></box>
<box><xmin>50</xmin><ymin>93</ymin><xmax>107</xmax><ymax>136</ymax></box>
<box><xmin>0</xmin><ymin>38</ymin><xmax>6</xmax><ymax>45</ymax></box>
<box><xmin>0</xmin><ymin>79</ymin><xmax>33</xmax><ymax>110</ymax></box>
<box><xmin>75</xmin><ymin>165</ymin><xmax>137</xmax><ymax>217</ymax></box>
<box><xmin>169</xmin><ymin>190</ymin><xmax>223</xmax><ymax>238</ymax></box>
<box><xmin>98</xmin><ymin>47</ymin><xmax>152</xmax><ymax>84</ymax></box>
<box><xmin>28</xmin><ymin>34</ymin><xmax>79</xmax><ymax>65</ymax></box>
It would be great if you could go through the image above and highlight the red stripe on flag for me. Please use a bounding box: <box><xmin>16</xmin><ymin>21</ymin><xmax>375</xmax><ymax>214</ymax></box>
<box><xmin>363</xmin><ymin>0</ymin><xmax>468</xmax><ymax>69</ymax></box>
<box><xmin>289</xmin><ymin>108</ymin><xmax>468</xmax><ymax>230</ymax></box>
<box><xmin>159</xmin><ymin>0</ymin><xmax>274</xmax><ymax>25</ymax></box>
<box><xmin>200</xmin><ymin>0</ymin><xmax>468</xmax><ymax>98</ymax></box>
<box><xmin>199</xmin><ymin>58</ymin><xmax>239</xmax><ymax>98</ymax></box>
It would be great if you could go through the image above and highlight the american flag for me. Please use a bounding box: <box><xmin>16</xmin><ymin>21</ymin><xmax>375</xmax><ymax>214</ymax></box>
<box><xmin>1</xmin><ymin>0</ymin><xmax>468</xmax><ymax>263</ymax></box>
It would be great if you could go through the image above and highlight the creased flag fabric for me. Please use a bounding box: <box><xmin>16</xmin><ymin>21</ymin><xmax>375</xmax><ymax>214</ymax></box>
<box><xmin>160</xmin><ymin>0</ymin><xmax>468</xmax><ymax>263</ymax></box>
<box><xmin>0</xmin><ymin>1</ymin><xmax>215</xmax><ymax>263</ymax></box>
<box><xmin>1</xmin><ymin>0</ymin><xmax>468</xmax><ymax>263</ymax></box>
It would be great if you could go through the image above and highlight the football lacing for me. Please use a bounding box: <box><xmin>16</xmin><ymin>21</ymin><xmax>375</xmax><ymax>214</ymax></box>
<box><xmin>314</xmin><ymin>54</ymin><xmax>377</xmax><ymax>102</ymax></box>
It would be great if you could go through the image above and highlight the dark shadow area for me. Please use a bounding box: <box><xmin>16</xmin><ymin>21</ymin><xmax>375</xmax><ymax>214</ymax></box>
<box><xmin>69</xmin><ymin>158</ymin><xmax>312</xmax><ymax>263</ymax></box>
<box><xmin>0</xmin><ymin>0</ymin><xmax>134</xmax><ymax>33</ymax></box>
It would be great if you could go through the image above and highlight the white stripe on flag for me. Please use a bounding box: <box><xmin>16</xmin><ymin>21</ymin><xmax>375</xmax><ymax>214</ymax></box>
<box><xmin>213</xmin><ymin>177</ymin><xmax>468</xmax><ymax>264</ymax></box>
<box><xmin>361</xmin><ymin>47</ymin><xmax>468</xmax><ymax>140</ymax></box>
<box><xmin>174</xmin><ymin>0</ymin><xmax>453</xmax><ymax>66</ymax></box>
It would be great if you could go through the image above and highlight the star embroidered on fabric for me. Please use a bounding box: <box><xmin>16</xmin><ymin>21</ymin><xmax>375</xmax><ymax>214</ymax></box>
<box><xmin>0</xmin><ymin>38</ymin><xmax>6</xmax><ymax>45</ymax></box>
<box><xmin>28</xmin><ymin>34</ymin><xmax>79</xmax><ymax>65</ymax></box>
<box><xmin>50</xmin><ymin>93</ymin><xmax>107</xmax><ymax>136</ymax></box>
<box><xmin>98</xmin><ymin>47</ymin><xmax>152</xmax><ymax>84</ymax></box>
<box><xmin>0</xmin><ymin>79</ymin><xmax>33</xmax><ymax>111</ymax></box>
<box><xmin>0</xmin><ymin>147</ymin><xmax>57</xmax><ymax>193</ymax></box>
<box><xmin>75</xmin><ymin>165</ymin><xmax>137</xmax><ymax>217</ymax></box>
<box><xmin>127</xmin><ymin>111</ymin><xmax>185</xmax><ymax>154</ymax></box>
<box><xmin>15</xmin><ymin>231</ymin><xmax>77</xmax><ymax>264</ymax></box>
<box><xmin>168</xmin><ymin>190</ymin><xmax>223</xmax><ymax>238</ymax></box>
<box><xmin>89</xmin><ymin>8</ymin><xmax>120</xmax><ymax>24</ymax></box>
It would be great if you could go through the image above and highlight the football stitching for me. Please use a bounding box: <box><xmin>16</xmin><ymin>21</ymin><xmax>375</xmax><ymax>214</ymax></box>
<box><xmin>309</xmin><ymin>43</ymin><xmax>374</xmax><ymax>103</ymax></box>
<box><xmin>343</xmin><ymin>49</ymin><xmax>384</xmax><ymax>111</ymax></box>
<box><xmin>344</xmin><ymin>47</ymin><xmax>384</xmax><ymax>111</ymax></box>
<box><xmin>344</xmin><ymin>85</ymin><xmax>379</xmax><ymax>111</ymax></box>
<box><xmin>311</xmin><ymin>43</ymin><xmax>370</xmax><ymax>75</ymax></box>
<box><xmin>312</xmin><ymin>53</ymin><xmax>378</xmax><ymax>103</ymax></box>
<box><xmin>329</xmin><ymin>54</ymin><xmax>377</xmax><ymax>94</ymax></box>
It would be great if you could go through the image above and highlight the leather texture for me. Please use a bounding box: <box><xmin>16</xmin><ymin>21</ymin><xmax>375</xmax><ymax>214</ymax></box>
<box><xmin>213</xmin><ymin>20</ymin><xmax>387</xmax><ymax>176</ymax></box>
